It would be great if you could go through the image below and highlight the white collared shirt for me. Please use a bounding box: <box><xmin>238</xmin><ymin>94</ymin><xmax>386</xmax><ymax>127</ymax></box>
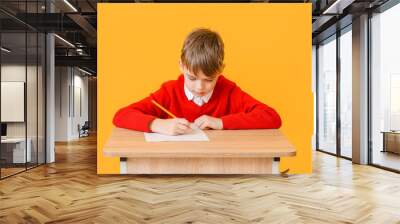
<box><xmin>184</xmin><ymin>85</ymin><xmax>213</xmax><ymax>106</ymax></box>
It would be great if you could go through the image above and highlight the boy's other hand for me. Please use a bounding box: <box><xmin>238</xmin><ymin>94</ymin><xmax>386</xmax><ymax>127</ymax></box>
<box><xmin>150</xmin><ymin>118</ymin><xmax>192</xmax><ymax>136</ymax></box>
<box><xmin>194</xmin><ymin>115</ymin><xmax>223</xmax><ymax>130</ymax></box>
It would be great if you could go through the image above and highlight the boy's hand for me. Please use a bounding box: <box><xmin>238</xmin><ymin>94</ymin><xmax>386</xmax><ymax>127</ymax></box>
<box><xmin>194</xmin><ymin>115</ymin><xmax>223</xmax><ymax>130</ymax></box>
<box><xmin>150</xmin><ymin>118</ymin><xmax>192</xmax><ymax>135</ymax></box>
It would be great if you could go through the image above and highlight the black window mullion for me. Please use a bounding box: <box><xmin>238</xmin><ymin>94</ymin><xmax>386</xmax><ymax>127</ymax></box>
<box><xmin>0</xmin><ymin>21</ymin><xmax>2</xmax><ymax>179</ymax></box>
<box><xmin>36</xmin><ymin>0</ymin><xmax>39</xmax><ymax>168</ymax></box>
<box><xmin>316</xmin><ymin>45</ymin><xmax>319</xmax><ymax>151</ymax></box>
<box><xmin>25</xmin><ymin>0</ymin><xmax>28</xmax><ymax>171</ymax></box>
<box><xmin>336</xmin><ymin>29</ymin><xmax>341</xmax><ymax>157</ymax></box>
<box><xmin>367</xmin><ymin>10</ymin><xmax>373</xmax><ymax>165</ymax></box>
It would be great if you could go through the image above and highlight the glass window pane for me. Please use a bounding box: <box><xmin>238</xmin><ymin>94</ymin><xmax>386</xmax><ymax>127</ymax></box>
<box><xmin>340</xmin><ymin>28</ymin><xmax>352</xmax><ymax>158</ymax></box>
<box><xmin>318</xmin><ymin>36</ymin><xmax>337</xmax><ymax>154</ymax></box>
<box><xmin>1</xmin><ymin>1</ymin><xmax>46</xmax><ymax>179</ymax></box>
<box><xmin>371</xmin><ymin>3</ymin><xmax>400</xmax><ymax>171</ymax></box>
<box><xmin>1</xmin><ymin>31</ymin><xmax>27</xmax><ymax>178</ymax></box>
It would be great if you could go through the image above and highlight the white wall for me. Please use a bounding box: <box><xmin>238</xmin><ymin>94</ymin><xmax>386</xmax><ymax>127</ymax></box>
<box><xmin>55</xmin><ymin>67</ymin><xmax>89</xmax><ymax>141</ymax></box>
<box><xmin>55</xmin><ymin>67</ymin><xmax>70</xmax><ymax>141</ymax></box>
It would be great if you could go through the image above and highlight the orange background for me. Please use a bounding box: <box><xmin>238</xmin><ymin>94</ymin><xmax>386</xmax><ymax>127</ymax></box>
<box><xmin>98</xmin><ymin>3</ymin><xmax>312</xmax><ymax>174</ymax></box>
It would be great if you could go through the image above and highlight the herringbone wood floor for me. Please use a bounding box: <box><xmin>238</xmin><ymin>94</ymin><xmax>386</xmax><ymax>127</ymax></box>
<box><xmin>1</xmin><ymin>134</ymin><xmax>400</xmax><ymax>224</ymax></box>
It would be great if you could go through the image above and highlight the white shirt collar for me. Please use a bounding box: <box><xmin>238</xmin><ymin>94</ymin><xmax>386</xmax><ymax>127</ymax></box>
<box><xmin>184</xmin><ymin>85</ymin><xmax>213</xmax><ymax>106</ymax></box>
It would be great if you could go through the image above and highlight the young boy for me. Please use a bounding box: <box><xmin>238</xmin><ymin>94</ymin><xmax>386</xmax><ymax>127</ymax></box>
<box><xmin>113</xmin><ymin>28</ymin><xmax>282</xmax><ymax>135</ymax></box>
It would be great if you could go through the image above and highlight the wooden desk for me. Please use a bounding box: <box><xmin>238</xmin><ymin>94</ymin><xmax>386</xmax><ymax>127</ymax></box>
<box><xmin>103</xmin><ymin>128</ymin><xmax>296</xmax><ymax>174</ymax></box>
<box><xmin>1</xmin><ymin>138</ymin><xmax>32</xmax><ymax>164</ymax></box>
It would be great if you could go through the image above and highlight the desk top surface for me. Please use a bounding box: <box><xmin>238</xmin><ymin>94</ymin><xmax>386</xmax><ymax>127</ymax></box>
<box><xmin>103</xmin><ymin>128</ymin><xmax>296</xmax><ymax>158</ymax></box>
<box><xmin>381</xmin><ymin>131</ymin><xmax>400</xmax><ymax>134</ymax></box>
<box><xmin>1</xmin><ymin>138</ymin><xmax>27</xmax><ymax>143</ymax></box>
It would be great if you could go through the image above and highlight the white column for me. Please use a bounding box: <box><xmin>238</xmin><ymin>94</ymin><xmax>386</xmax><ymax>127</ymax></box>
<box><xmin>352</xmin><ymin>14</ymin><xmax>369</xmax><ymax>164</ymax></box>
<box><xmin>46</xmin><ymin>32</ymin><xmax>55</xmax><ymax>163</ymax></box>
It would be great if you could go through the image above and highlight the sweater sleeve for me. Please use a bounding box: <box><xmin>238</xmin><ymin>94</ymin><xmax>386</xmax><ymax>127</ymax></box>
<box><xmin>112</xmin><ymin>83</ymin><xmax>171</xmax><ymax>132</ymax></box>
<box><xmin>220</xmin><ymin>86</ymin><xmax>282</xmax><ymax>130</ymax></box>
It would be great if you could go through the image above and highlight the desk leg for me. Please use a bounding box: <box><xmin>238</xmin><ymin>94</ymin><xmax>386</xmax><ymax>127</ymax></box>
<box><xmin>122</xmin><ymin>157</ymin><xmax>280</xmax><ymax>174</ymax></box>
<box><xmin>120</xmin><ymin>157</ymin><xmax>127</xmax><ymax>174</ymax></box>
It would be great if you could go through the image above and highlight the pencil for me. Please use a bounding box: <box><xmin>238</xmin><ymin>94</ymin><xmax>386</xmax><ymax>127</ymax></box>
<box><xmin>151</xmin><ymin>99</ymin><xmax>177</xmax><ymax>118</ymax></box>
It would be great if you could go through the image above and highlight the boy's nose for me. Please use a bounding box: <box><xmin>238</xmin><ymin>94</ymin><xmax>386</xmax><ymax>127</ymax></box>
<box><xmin>196</xmin><ymin>81</ymin><xmax>205</xmax><ymax>90</ymax></box>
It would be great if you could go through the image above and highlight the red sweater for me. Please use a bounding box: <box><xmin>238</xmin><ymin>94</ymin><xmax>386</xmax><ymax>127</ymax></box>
<box><xmin>113</xmin><ymin>75</ymin><xmax>282</xmax><ymax>132</ymax></box>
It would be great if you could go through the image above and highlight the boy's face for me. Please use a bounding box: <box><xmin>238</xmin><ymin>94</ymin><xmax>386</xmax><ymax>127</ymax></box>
<box><xmin>180</xmin><ymin>62</ymin><xmax>220</xmax><ymax>97</ymax></box>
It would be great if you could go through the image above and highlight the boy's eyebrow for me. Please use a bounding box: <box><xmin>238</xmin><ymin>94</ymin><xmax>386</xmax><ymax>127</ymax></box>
<box><xmin>185</xmin><ymin>72</ymin><xmax>196</xmax><ymax>78</ymax></box>
<box><xmin>184</xmin><ymin>71</ymin><xmax>217</xmax><ymax>80</ymax></box>
<box><xmin>183</xmin><ymin>70</ymin><xmax>194</xmax><ymax>76</ymax></box>
<box><xmin>205</xmin><ymin>75</ymin><xmax>217</xmax><ymax>80</ymax></box>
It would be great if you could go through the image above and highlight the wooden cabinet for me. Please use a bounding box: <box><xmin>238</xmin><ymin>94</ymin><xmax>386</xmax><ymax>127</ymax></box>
<box><xmin>382</xmin><ymin>131</ymin><xmax>400</xmax><ymax>154</ymax></box>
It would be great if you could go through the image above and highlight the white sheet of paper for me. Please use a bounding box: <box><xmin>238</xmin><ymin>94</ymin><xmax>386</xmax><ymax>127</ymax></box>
<box><xmin>144</xmin><ymin>128</ymin><xmax>209</xmax><ymax>142</ymax></box>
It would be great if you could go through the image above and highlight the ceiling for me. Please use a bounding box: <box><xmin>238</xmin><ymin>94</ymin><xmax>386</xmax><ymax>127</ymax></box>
<box><xmin>1</xmin><ymin>0</ymin><xmax>97</xmax><ymax>74</ymax></box>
